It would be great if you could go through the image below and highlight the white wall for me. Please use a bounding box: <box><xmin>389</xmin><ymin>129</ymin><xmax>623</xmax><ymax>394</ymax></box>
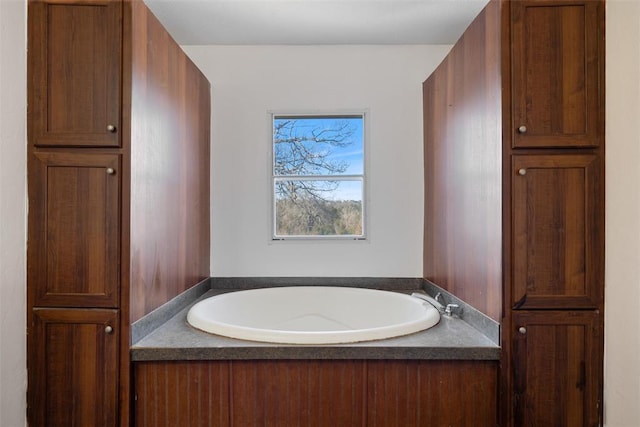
<box><xmin>604</xmin><ymin>0</ymin><xmax>640</xmax><ymax>425</ymax></box>
<box><xmin>183</xmin><ymin>45</ymin><xmax>450</xmax><ymax>277</ymax></box>
<box><xmin>0</xmin><ymin>0</ymin><xmax>27</xmax><ymax>426</ymax></box>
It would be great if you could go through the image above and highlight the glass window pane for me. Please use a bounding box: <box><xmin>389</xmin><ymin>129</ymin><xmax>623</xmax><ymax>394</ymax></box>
<box><xmin>275</xmin><ymin>179</ymin><xmax>363</xmax><ymax>237</ymax></box>
<box><xmin>273</xmin><ymin>116</ymin><xmax>364</xmax><ymax>176</ymax></box>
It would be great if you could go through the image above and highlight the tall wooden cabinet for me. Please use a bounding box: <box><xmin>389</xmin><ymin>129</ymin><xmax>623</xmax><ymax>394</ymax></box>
<box><xmin>508</xmin><ymin>1</ymin><xmax>604</xmax><ymax>426</ymax></box>
<box><xmin>423</xmin><ymin>0</ymin><xmax>605</xmax><ymax>425</ymax></box>
<box><xmin>27</xmin><ymin>1</ymin><xmax>211</xmax><ymax>425</ymax></box>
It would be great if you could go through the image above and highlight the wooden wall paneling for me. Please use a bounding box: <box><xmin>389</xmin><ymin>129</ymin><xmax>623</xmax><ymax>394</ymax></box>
<box><xmin>230</xmin><ymin>360</ymin><xmax>366</xmax><ymax>427</ymax></box>
<box><xmin>423</xmin><ymin>0</ymin><xmax>504</xmax><ymax>321</ymax></box>
<box><xmin>367</xmin><ymin>360</ymin><xmax>498</xmax><ymax>427</ymax></box>
<box><xmin>135</xmin><ymin>361</ymin><xmax>231</xmax><ymax>427</ymax></box>
<box><xmin>423</xmin><ymin>55</ymin><xmax>449</xmax><ymax>291</ymax></box>
<box><xmin>133</xmin><ymin>360</ymin><xmax>498</xmax><ymax>426</ymax></box>
<box><xmin>134</xmin><ymin>360</ymin><xmax>368</xmax><ymax>427</ymax></box>
<box><xmin>124</xmin><ymin>2</ymin><xmax>211</xmax><ymax>418</ymax></box>
<box><xmin>128</xmin><ymin>0</ymin><xmax>211</xmax><ymax>322</ymax></box>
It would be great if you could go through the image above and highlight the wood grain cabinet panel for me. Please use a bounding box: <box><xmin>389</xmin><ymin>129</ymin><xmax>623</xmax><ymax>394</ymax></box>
<box><xmin>367</xmin><ymin>360</ymin><xmax>498</xmax><ymax>427</ymax></box>
<box><xmin>28</xmin><ymin>308</ymin><xmax>119</xmax><ymax>427</ymax></box>
<box><xmin>512</xmin><ymin>311</ymin><xmax>602</xmax><ymax>427</ymax></box>
<box><xmin>231</xmin><ymin>360</ymin><xmax>366</xmax><ymax>427</ymax></box>
<box><xmin>133</xmin><ymin>360</ymin><xmax>498</xmax><ymax>426</ymax></box>
<box><xmin>135</xmin><ymin>361</ymin><xmax>231</xmax><ymax>427</ymax></box>
<box><xmin>28</xmin><ymin>0</ymin><xmax>121</xmax><ymax>147</ymax></box>
<box><xmin>511</xmin><ymin>154</ymin><xmax>602</xmax><ymax>309</ymax></box>
<box><xmin>511</xmin><ymin>0</ymin><xmax>603</xmax><ymax>148</ymax></box>
<box><xmin>29</xmin><ymin>152</ymin><xmax>120</xmax><ymax>307</ymax></box>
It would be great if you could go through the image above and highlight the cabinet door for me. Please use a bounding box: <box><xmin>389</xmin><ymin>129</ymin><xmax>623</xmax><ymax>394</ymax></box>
<box><xmin>28</xmin><ymin>308</ymin><xmax>119</xmax><ymax>427</ymax></box>
<box><xmin>512</xmin><ymin>154</ymin><xmax>602</xmax><ymax>309</ymax></box>
<box><xmin>29</xmin><ymin>152</ymin><xmax>120</xmax><ymax>307</ymax></box>
<box><xmin>512</xmin><ymin>311</ymin><xmax>602</xmax><ymax>427</ymax></box>
<box><xmin>511</xmin><ymin>0</ymin><xmax>603</xmax><ymax>148</ymax></box>
<box><xmin>28</xmin><ymin>0</ymin><xmax>122</xmax><ymax>147</ymax></box>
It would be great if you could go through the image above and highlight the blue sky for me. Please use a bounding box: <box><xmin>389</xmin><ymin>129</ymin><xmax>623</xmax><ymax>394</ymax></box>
<box><xmin>273</xmin><ymin>115</ymin><xmax>364</xmax><ymax>201</ymax></box>
<box><xmin>273</xmin><ymin>115</ymin><xmax>364</xmax><ymax>174</ymax></box>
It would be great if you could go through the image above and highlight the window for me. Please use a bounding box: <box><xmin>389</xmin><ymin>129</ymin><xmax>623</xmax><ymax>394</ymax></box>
<box><xmin>272</xmin><ymin>113</ymin><xmax>365</xmax><ymax>239</ymax></box>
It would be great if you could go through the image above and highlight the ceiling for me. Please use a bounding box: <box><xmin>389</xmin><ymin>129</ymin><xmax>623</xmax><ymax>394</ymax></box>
<box><xmin>144</xmin><ymin>0</ymin><xmax>490</xmax><ymax>46</ymax></box>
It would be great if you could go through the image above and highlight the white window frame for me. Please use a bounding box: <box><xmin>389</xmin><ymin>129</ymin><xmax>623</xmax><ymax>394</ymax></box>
<box><xmin>270</xmin><ymin>112</ymin><xmax>367</xmax><ymax>241</ymax></box>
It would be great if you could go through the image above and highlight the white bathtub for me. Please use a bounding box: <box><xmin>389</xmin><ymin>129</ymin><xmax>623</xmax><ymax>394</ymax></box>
<box><xmin>186</xmin><ymin>286</ymin><xmax>441</xmax><ymax>344</ymax></box>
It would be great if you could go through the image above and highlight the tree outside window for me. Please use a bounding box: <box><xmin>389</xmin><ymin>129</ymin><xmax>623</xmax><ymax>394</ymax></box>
<box><xmin>272</xmin><ymin>114</ymin><xmax>365</xmax><ymax>239</ymax></box>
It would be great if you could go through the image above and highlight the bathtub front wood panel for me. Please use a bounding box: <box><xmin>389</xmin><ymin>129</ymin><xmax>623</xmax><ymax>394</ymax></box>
<box><xmin>367</xmin><ymin>360</ymin><xmax>498</xmax><ymax>426</ymax></box>
<box><xmin>135</xmin><ymin>361</ymin><xmax>230</xmax><ymax>427</ymax></box>
<box><xmin>133</xmin><ymin>360</ymin><xmax>498</xmax><ymax>426</ymax></box>
<box><xmin>231</xmin><ymin>361</ymin><xmax>366</xmax><ymax>427</ymax></box>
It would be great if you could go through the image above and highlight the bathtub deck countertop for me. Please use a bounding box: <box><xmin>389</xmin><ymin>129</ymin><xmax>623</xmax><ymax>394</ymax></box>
<box><xmin>131</xmin><ymin>281</ymin><xmax>500</xmax><ymax>361</ymax></box>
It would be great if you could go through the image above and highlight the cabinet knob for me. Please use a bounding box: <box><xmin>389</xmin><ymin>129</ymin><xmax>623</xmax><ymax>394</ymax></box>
<box><xmin>107</xmin><ymin>124</ymin><xmax>117</xmax><ymax>133</ymax></box>
<box><xmin>518</xmin><ymin>125</ymin><xmax>527</xmax><ymax>134</ymax></box>
<box><xmin>106</xmin><ymin>168</ymin><xmax>115</xmax><ymax>175</ymax></box>
<box><xmin>105</xmin><ymin>325</ymin><xmax>113</xmax><ymax>334</ymax></box>
<box><xmin>518</xmin><ymin>168</ymin><xmax>527</xmax><ymax>176</ymax></box>
<box><xmin>518</xmin><ymin>327</ymin><xmax>527</xmax><ymax>335</ymax></box>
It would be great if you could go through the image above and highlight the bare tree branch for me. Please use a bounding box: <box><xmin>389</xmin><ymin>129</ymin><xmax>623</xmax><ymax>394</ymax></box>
<box><xmin>274</xmin><ymin>118</ymin><xmax>356</xmax><ymax>201</ymax></box>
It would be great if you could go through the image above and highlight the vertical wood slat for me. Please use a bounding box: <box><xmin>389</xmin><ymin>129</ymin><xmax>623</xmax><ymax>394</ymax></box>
<box><xmin>135</xmin><ymin>361</ymin><xmax>230</xmax><ymax>427</ymax></box>
<box><xmin>367</xmin><ymin>360</ymin><xmax>498</xmax><ymax>427</ymax></box>
<box><xmin>230</xmin><ymin>360</ymin><xmax>366</xmax><ymax>427</ymax></box>
<box><xmin>134</xmin><ymin>360</ymin><xmax>497</xmax><ymax>426</ymax></box>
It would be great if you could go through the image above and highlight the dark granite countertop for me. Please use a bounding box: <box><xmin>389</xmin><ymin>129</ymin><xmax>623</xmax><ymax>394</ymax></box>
<box><xmin>131</xmin><ymin>278</ymin><xmax>500</xmax><ymax>361</ymax></box>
